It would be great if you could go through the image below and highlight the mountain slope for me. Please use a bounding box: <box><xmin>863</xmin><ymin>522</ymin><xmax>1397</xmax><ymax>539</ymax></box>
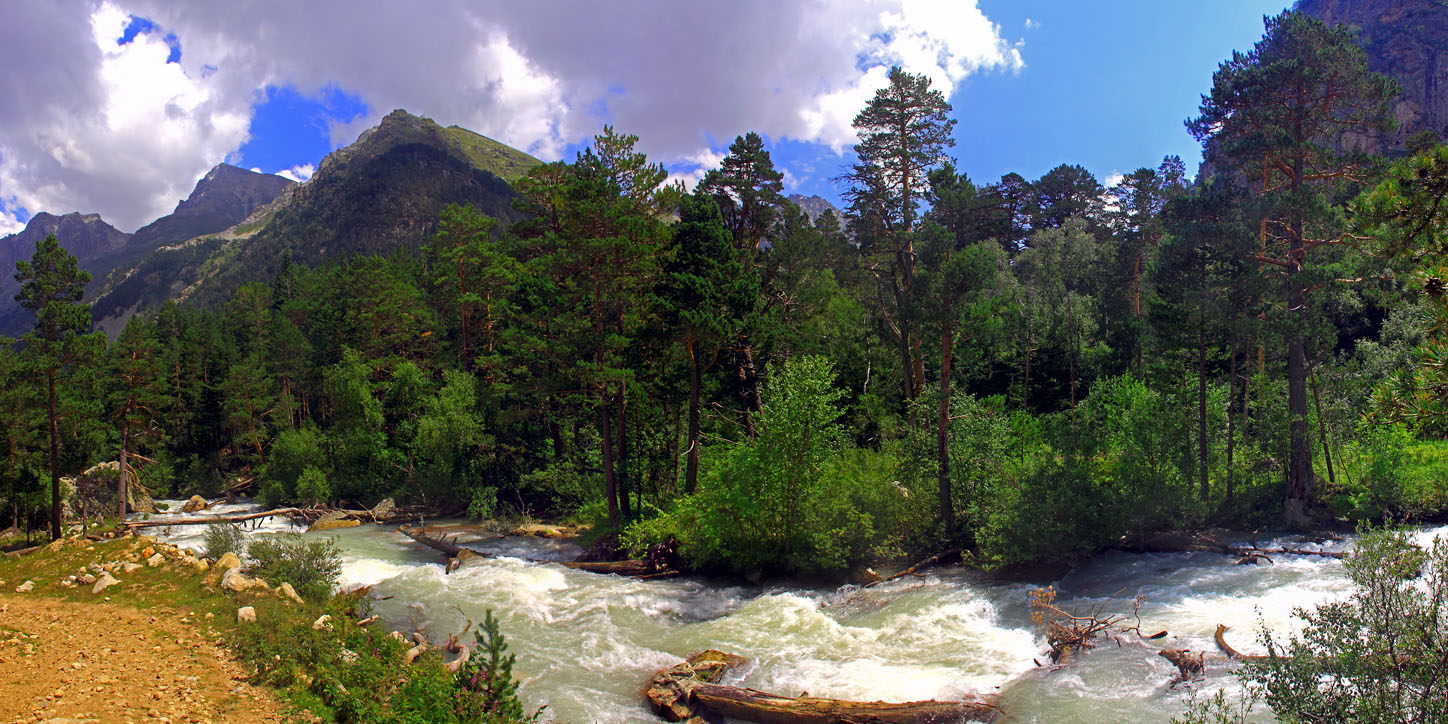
<box><xmin>0</xmin><ymin>165</ymin><xmax>293</xmax><ymax>337</ymax></box>
<box><xmin>90</xmin><ymin>110</ymin><xmax>541</xmax><ymax>332</ymax></box>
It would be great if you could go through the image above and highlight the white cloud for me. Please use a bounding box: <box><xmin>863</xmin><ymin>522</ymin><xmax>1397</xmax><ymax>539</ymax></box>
<box><xmin>0</xmin><ymin>2</ymin><xmax>251</xmax><ymax>230</ymax></box>
<box><xmin>0</xmin><ymin>206</ymin><xmax>24</xmax><ymax>236</ymax></box>
<box><xmin>276</xmin><ymin>163</ymin><xmax>314</xmax><ymax>183</ymax></box>
<box><xmin>0</xmin><ymin>1</ymin><xmax>1026</xmax><ymax>230</ymax></box>
<box><xmin>1025</xmin><ymin>18</ymin><xmax>1040</xmax><ymax>30</ymax></box>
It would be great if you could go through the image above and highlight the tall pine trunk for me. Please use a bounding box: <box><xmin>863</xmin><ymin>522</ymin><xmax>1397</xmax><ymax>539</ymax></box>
<box><xmin>937</xmin><ymin>328</ymin><xmax>954</xmax><ymax>528</ymax></box>
<box><xmin>600</xmin><ymin>396</ymin><xmax>618</xmax><ymax>526</ymax></box>
<box><xmin>617</xmin><ymin>381</ymin><xmax>632</xmax><ymax>520</ymax></box>
<box><xmin>1310</xmin><ymin>365</ymin><xmax>1336</xmax><ymax>486</ymax></box>
<box><xmin>1284</xmin><ymin>208</ymin><xmax>1314</xmax><ymax>527</ymax></box>
<box><xmin>118</xmin><ymin>419</ymin><xmax>131</xmax><ymax>519</ymax></box>
<box><xmin>48</xmin><ymin>369</ymin><xmax>60</xmax><ymax>540</ymax></box>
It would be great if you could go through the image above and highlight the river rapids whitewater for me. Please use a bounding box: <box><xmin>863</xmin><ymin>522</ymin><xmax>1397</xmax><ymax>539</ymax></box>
<box><xmin>137</xmin><ymin>501</ymin><xmax>1442</xmax><ymax>723</ymax></box>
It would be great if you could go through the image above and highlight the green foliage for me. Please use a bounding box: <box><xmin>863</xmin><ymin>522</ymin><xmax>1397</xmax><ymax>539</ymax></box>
<box><xmin>295</xmin><ymin>466</ymin><xmax>331</xmax><ymax>507</ymax></box>
<box><xmin>201</xmin><ymin>522</ymin><xmax>247</xmax><ymax>560</ymax></box>
<box><xmin>247</xmin><ymin>533</ymin><xmax>343</xmax><ymax>601</ymax></box>
<box><xmin>234</xmin><ymin>597</ymin><xmax>517</xmax><ymax>724</ymax></box>
<box><xmin>467</xmin><ymin>486</ymin><xmax>498</xmax><ymax>521</ymax></box>
<box><xmin>631</xmin><ymin>356</ymin><xmax>900</xmax><ymax>576</ymax></box>
<box><xmin>1333</xmin><ymin>423</ymin><xmax>1448</xmax><ymax>520</ymax></box>
<box><xmin>1241</xmin><ymin>529</ymin><xmax>1448</xmax><ymax>723</ymax></box>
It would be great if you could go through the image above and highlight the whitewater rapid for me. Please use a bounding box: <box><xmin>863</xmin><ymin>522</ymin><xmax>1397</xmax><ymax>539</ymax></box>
<box><xmin>140</xmin><ymin>500</ymin><xmax>1397</xmax><ymax>723</ymax></box>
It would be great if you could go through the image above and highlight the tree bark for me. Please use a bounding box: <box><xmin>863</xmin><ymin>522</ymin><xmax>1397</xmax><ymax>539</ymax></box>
<box><xmin>937</xmin><ymin>328</ymin><xmax>954</xmax><ymax>528</ymax></box>
<box><xmin>118</xmin><ymin>419</ymin><xmax>131</xmax><ymax>519</ymax></box>
<box><xmin>48</xmin><ymin>369</ymin><xmax>60</xmax><ymax>540</ymax></box>
<box><xmin>617</xmin><ymin>381</ymin><xmax>632</xmax><ymax>520</ymax></box>
<box><xmin>601</xmin><ymin>398</ymin><xmax>618</xmax><ymax>527</ymax></box>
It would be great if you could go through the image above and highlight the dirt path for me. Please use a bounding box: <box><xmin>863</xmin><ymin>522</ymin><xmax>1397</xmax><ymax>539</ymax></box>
<box><xmin>0</xmin><ymin>593</ymin><xmax>282</xmax><ymax>724</ymax></box>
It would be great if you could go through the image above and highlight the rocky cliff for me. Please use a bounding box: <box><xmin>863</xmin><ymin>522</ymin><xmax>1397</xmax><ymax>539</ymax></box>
<box><xmin>1298</xmin><ymin>0</ymin><xmax>1448</xmax><ymax>153</ymax></box>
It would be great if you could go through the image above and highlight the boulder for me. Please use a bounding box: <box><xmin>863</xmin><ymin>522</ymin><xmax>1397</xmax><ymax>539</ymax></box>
<box><xmin>510</xmin><ymin>523</ymin><xmax>570</xmax><ymax>539</ymax></box>
<box><xmin>121</xmin><ymin>562</ymin><xmax>142</xmax><ymax>574</ymax></box>
<box><xmin>181</xmin><ymin>495</ymin><xmax>209</xmax><ymax>513</ymax></box>
<box><xmin>236</xmin><ymin>606</ymin><xmax>256</xmax><ymax>624</ymax></box>
<box><xmin>278</xmin><ymin>582</ymin><xmax>304</xmax><ymax>604</ymax></box>
<box><xmin>308</xmin><ymin>518</ymin><xmax>361</xmax><ymax>532</ymax></box>
<box><xmin>146</xmin><ymin>553</ymin><xmax>164</xmax><ymax>568</ymax></box>
<box><xmin>15</xmin><ymin>580</ymin><xmax>34</xmax><ymax>593</ymax></box>
<box><xmin>91</xmin><ymin>573</ymin><xmax>120</xmax><ymax>595</ymax></box>
<box><xmin>185</xmin><ymin>557</ymin><xmax>209</xmax><ymax>573</ymax></box>
<box><xmin>213</xmin><ymin>552</ymin><xmax>242</xmax><ymax>577</ymax></box>
<box><xmin>77</xmin><ymin>573</ymin><xmax>97</xmax><ymax>585</ymax></box>
<box><xmin>220</xmin><ymin>567</ymin><xmax>269</xmax><ymax>593</ymax></box>
<box><xmin>312</xmin><ymin>614</ymin><xmax>333</xmax><ymax>631</ymax></box>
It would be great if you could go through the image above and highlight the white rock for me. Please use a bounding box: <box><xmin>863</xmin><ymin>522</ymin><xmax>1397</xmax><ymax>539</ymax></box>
<box><xmin>221</xmin><ymin>568</ymin><xmax>269</xmax><ymax>593</ymax></box>
<box><xmin>77</xmin><ymin>573</ymin><xmax>97</xmax><ymax>585</ymax></box>
<box><xmin>91</xmin><ymin>572</ymin><xmax>120</xmax><ymax>595</ymax></box>
<box><xmin>236</xmin><ymin>606</ymin><xmax>256</xmax><ymax>624</ymax></box>
<box><xmin>213</xmin><ymin>552</ymin><xmax>242</xmax><ymax>576</ymax></box>
<box><xmin>146</xmin><ymin>553</ymin><xmax>164</xmax><ymax>568</ymax></box>
<box><xmin>121</xmin><ymin>562</ymin><xmax>142</xmax><ymax>574</ymax></box>
<box><xmin>278</xmin><ymin>582</ymin><xmax>303</xmax><ymax>604</ymax></box>
<box><xmin>311</xmin><ymin>614</ymin><xmax>332</xmax><ymax>631</ymax></box>
<box><xmin>15</xmin><ymin>580</ymin><xmax>34</xmax><ymax>593</ymax></box>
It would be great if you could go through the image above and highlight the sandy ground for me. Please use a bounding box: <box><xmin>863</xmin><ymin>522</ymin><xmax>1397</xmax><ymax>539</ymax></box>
<box><xmin>0</xmin><ymin>593</ymin><xmax>282</xmax><ymax>724</ymax></box>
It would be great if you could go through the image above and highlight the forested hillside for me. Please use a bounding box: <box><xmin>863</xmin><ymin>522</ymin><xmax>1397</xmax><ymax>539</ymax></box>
<box><xmin>6</xmin><ymin>9</ymin><xmax>1448</xmax><ymax>578</ymax></box>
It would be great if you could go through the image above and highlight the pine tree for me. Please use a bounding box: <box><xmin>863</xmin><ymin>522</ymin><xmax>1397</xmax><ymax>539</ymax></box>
<box><xmin>107</xmin><ymin>314</ymin><xmax>166</xmax><ymax>517</ymax></box>
<box><xmin>1189</xmin><ymin>10</ymin><xmax>1398</xmax><ymax>527</ymax></box>
<box><xmin>14</xmin><ymin>234</ymin><xmax>102</xmax><ymax>538</ymax></box>
<box><xmin>843</xmin><ymin>66</ymin><xmax>956</xmax><ymax>404</ymax></box>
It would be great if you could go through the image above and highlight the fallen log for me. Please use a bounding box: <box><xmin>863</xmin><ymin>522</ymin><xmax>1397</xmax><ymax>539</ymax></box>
<box><xmin>559</xmin><ymin>559</ymin><xmax>656</xmax><ymax>576</ymax></box>
<box><xmin>1214</xmin><ymin>625</ymin><xmax>1269</xmax><ymax>663</ymax></box>
<box><xmin>123</xmin><ymin>507</ymin><xmax>302</xmax><ymax>529</ymax></box>
<box><xmin>646</xmin><ymin>650</ymin><xmax>1001</xmax><ymax>724</ymax></box>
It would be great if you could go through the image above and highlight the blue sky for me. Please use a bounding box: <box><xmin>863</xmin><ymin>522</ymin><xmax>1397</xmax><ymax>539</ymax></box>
<box><xmin>0</xmin><ymin>1</ymin><xmax>1296</xmax><ymax>233</ymax></box>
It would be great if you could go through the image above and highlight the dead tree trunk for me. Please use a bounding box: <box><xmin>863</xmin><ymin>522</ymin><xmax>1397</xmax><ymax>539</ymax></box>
<box><xmin>646</xmin><ymin>650</ymin><xmax>1002</xmax><ymax>724</ymax></box>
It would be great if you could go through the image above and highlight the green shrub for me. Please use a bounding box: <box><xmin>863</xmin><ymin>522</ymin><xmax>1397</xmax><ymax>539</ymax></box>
<box><xmin>467</xmin><ymin>486</ymin><xmax>498</xmax><ymax>521</ymax></box>
<box><xmin>295</xmin><ymin>466</ymin><xmax>332</xmax><ymax>506</ymax></box>
<box><xmin>629</xmin><ymin>355</ymin><xmax>902</xmax><ymax>577</ymax></box>
<box><xmin>257</xmin><ymin>480</ymin><xmax>288</xmax><ymax>509</ymax></box>
<box><xmin>247</xmin><ymin>533</ymin><xmax>343</xmax><ymax>601</ymax></box>
<box><xmin>202</xmin><ymin>523</ymin><xmax>246</xmax><ymax>560</ymax></box>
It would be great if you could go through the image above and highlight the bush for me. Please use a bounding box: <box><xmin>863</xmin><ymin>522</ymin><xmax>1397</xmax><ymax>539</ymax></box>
<box><xmin>628</xmin><ymin>355</ymin><xmax>902</xmax><ymax>577</ymax></box>
<box><xmin>467</xmin><ymin>486</ymin><xmax>498</xmax><ymax>521</ymax></box>
<box><xmin>202</xmin><ymin>522</ymin><xmax>246</xmax><ymax>560</ymax></box>
<box><xmin>247</xmin><ymin>533</ymin><xmax>343</xmax><ymax>601</ymax></box>
<box><xmin>295</xmin><ymin>466</ymin><xmax>332</xmax><ymax>506</ymax></box>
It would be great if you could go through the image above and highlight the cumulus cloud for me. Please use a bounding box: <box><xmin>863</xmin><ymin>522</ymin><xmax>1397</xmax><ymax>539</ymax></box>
<box><xmin>276</xmin><ymin>163</ymin><xmax>315</xmax><ymax>183</ymax></box>
<box><xmin>0</xmin><ymin>0</ymin><xmax>1025</xmax><ymax>231</ymax></box>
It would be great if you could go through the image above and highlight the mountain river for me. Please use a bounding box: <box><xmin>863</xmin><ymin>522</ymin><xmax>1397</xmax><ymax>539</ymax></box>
<box><xmin>140</xmin><ymin>501</ymin><xmax>1437</xmax><ymax>723</ymax></box>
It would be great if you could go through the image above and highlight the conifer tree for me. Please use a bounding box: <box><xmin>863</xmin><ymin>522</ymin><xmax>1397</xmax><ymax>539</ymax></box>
<box><xmin>843</xmin><ymin>66</ymin><xmax>955</xmax><ymax>404</ymax></box>
<box><xmin>14</xmin><ymin>234</ymin><xmax>102</xmax><ymax>538</ymax></box>
<box><xmin>1189</xmin><ymin>10</ymin><xmax>1397</xmax><ymax>526</ymax></box>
